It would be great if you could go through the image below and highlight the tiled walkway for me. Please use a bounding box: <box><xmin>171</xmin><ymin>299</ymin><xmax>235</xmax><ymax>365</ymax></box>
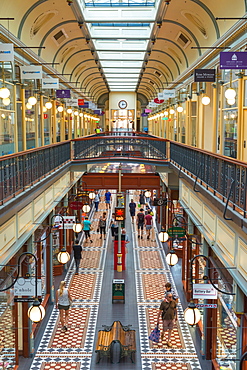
<box><xmin>30</xmin><ymin>192</ymin><xmax>202</xmax><ymax>370</ymax></box>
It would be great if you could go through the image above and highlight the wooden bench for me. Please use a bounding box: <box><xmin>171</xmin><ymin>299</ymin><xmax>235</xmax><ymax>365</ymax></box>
<box><xmin>95</xmin><ymin>321</ymin><xmax>136</xmax><ymax>363</ymax></box>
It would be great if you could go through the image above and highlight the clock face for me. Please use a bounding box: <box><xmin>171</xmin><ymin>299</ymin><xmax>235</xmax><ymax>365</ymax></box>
<box><xmin>118</xmin><ymin>100</ymin><xmax>128</xmax><ymax>109</ymax></box>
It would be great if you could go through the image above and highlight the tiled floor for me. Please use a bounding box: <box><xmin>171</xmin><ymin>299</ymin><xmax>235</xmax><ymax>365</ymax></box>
<box><xmin>29</xmin><ymin>192</ymin><xmax>203</xmax><ymax>370</ymax></box>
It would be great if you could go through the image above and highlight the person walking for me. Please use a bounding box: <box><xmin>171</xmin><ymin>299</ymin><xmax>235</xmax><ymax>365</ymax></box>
<box><xmin>110</xmin><ymin>213</ymin><xmax>118</xmax><ymax>240</ymax></box>
<box><xmin>98</xmin><ymin>212</ymin><xmax>107</xmax><ymax>239</ymax></box>
<box><xmin>83</xmin><ymin>216</ymin><xmax>93</xmax><ymax>243</ymax></box>
<box><xmin>129</xmin><ymin>199</ymin><xmax>136</xmax><ymax>223</ymax></box>
<box><xmin>139</xmin><ymin>191</ymin><xmax>145</xmax><ymax>206</ymax></box>
<box><xmin>157</xmin><ymin>292</ymin><xmax>177</xmax><ymax>347</ymax></box>
<box><xmin>145</xmin><ymin>210</ymin><xmax>153</xmax><ymax>240</ymax></box>
<box><xmin>94</xmin><ymin>191</ymin><xmax>100</xmax><ymax>212</ymax></box>
<box><xmin>72</xmin><ymin>239</ymin><xmax>82</xmax><ymax>274</ymax></box>
<box><xmin>136</xmin><ymin>208</ymin><xmax>145</xmax><ymax>239</ymax></box>
<box><xmin>56</xmin><ymin>281</ymin><xmax>72</xmax><ymax>332</ymax></box>
<box><xmin>104</xmin><ymin>190</ymin><xmax>111</xmax><ymax>210</ymax></box>
<box><xmin>164</xmin><ymin>282</ymin><xmax>178</xmax><ymax>302</ymax></box>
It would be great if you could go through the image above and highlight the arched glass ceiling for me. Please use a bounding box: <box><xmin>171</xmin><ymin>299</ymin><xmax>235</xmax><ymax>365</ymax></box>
<box><xmin>80</xmin><ymin>0</ymin><xmax>160</xmax><ymax>91</ymax></box>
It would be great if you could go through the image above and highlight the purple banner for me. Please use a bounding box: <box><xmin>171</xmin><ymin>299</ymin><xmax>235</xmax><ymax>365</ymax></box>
<box><xmin>141</xmin><ymin>113</ymin><xmax>148</xmax><ymax>117</ymax></box>
<box><xmin>94</xmin><ymin>110</ymin><xmax>101</xmax><ymax>114</ymax></box>
<box><xmin>79</xmin><ymin>102</ymin><xmax>89</xmax><ymax>108</ymax></box>
<box><xmin>56</xmin><ymin>89</ymin><xmax>71</xmax><ymax>98</ymax></box>
<box><xmin>220</xmin><ymin>52</ymin><xmax>247</xmax><ymax>69</ymax></box>
<box><xmin>145</xmin><ymin>108</ymin><xmax>152</xmax><ymax>113</ymax></box>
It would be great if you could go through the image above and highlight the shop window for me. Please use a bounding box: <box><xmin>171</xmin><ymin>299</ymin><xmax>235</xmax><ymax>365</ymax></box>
<box><xmin>223</xmin><ymin>110</ymin><xmax>238</xmax><ymax>158</ymax></box>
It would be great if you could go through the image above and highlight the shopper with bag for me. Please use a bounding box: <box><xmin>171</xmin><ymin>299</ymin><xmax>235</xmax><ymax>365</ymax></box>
<box><xmin>156</xmin><ymin>292</ymin><xmax>177</xmax><ymax>347</ymax></box>
<box><xmin>56</xmin><ymin>281</ymin><xmax>72</xmax><ymax>332</ymax></box>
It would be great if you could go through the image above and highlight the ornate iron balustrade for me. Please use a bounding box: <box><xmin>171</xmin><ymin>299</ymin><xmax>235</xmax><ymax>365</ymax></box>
<box><xmin>0</xmin><ymin>142</ymin><xmax>71</xmax><ymax>204</ymax></box>
<box><xmin>73</xmin><ymin>135</ymin><xmax>167</xmax><ymax>160</ymax></box>
<box><xmin>170</xmin><ymin>142</ymin><xmax>247</xmax><ymax>217</ymax></box>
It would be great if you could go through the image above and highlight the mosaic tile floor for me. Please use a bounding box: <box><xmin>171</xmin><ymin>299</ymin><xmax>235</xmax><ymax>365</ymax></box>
<box><xmin>30</xmin><ymin>193</ymin><xmax>202</xmax><ymax>370</ymax></box>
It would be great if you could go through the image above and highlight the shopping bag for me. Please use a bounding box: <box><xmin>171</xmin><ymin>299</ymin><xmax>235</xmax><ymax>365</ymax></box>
<box><xmin>149</xmin><ymin>326</ymin><xmax>160</xmax><ymax>343</ymax></box>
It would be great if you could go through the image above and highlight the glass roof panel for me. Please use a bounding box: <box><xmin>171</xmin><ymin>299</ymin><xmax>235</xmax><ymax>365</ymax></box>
<box><xmin>103</xmin><ymin>68</ymin><xmax>141</xmax><ymax>73</ymax></box>
<box><xmin>105</xmin><ymin>74</ymin><xmax>140</xmax><ymax>78</ymax></box>
<box><xmin>101</xmin><ymin>60</ymin><xmax>143</xmax><ymax>67</ymax></box>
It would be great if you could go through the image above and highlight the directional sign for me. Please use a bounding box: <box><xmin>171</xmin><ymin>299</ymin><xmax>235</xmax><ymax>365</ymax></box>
<box><xmin>193</xmin><ymin>283</ymin><xmax>218</xmax><ymax>299</ymax></box>
<box><xmin>196</xmin><ymin>304</ymin><xmax>217</xmax><ymax>308</ymax></box>
<box><xmin>115</xmin><ymin>207</ymin><xmax>125</xmax><ymax>221</ymax></box>
<box><xmin>167</xmin><ymin>226</ymin><xmax>186</xmax><ymax>237</ymax></box>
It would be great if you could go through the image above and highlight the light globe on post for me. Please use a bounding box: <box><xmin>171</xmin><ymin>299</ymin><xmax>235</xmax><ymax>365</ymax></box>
<box><xmin>28</xmin><ymin>298</ymin><xmax>45</xmax><ymax>323</ymax></box>
<box><xmin>0</xmin><ymin>87</ymin><xmax>10</xmax><ymax>99</ymax></box>
<box><xmin>89</xmin><ymin>192</ymin><xmax>95</xmax><ymax>200</ymax></box>
<box><xmin>28</xmin><ymin>96</ymin><xmax>37</xmax><ymax>106</ymax></box>
<box><xmin>57</xmin><ymin>248</ymin><xmax>70</xmax><ymax>264</ymax></box>
<box><xmin>169</xmin><ymin>108</ymin><xmax>175</xmax><ymax>115</ymax></box>
<box><xmin>201</xmin><ymin>96</ymin><xmax>210</xmax><ymax>106</ymax></box>
<box><xmin>57</xmin><ymin>105</ymin><xmax>64</xmax><ymax>113</ymax></box>
<box><xmin>227</xmin><ymin>98</ymin><xmax>236</xmax><ymax>106</ymax></box>
<box><xmin>158</xmin><ymin>229</ymin><xmax>169</xmax><ymax>242</ymax></box>
<box><xmin>166</xmin><ymin>250</ymin><xmax>179</xmax><ymax>266</ymax></box>
<box><xmin>83</xmin><ymin>204</ymin><xmax>90</xmax><ymax>213</ymax></box>
<box><xmin>73</xmin><ymin>222</ymin><xmax>83</xmax><ymax>233</ymax></box>
<box><xmin>67</xmin><ymin>108</ymin><xmax>73</xmax><ymax>114</ymax></box>
<box><xmin>184</xmin><ymin>301</ymin><xmax>201</xmax><ymax>326</ymax></box>
<box><xmin>177</xmin><ymin>105</ymin><xmax>183</xmax><ymax>113</ymax></box>
<box><xmin>145</xmin><ymin>190</ymin><xmax>151</xmax><ymax>198</ymax></box>
<box><xmin>45</xmin><ymin>101</ymin><xmax>52</xmax><ymax>110</ymax></box>
<box><xmin>26</xmin><ymin>102</ymin><xmax>32</xmax><ymax>110</ymax></box>
<box><xmin>225</xmin><ymin>88</ymin><xmax>236</xmax><ymax>100</ymax></box>
<box><xmin>2</xmin><ymin>97</ymin><xmax>10</xmax><ymax>106</ymax></box>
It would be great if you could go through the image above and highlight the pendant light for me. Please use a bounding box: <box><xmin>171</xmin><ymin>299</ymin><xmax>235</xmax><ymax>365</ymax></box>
<box><xmin>227</xmin><ymin>98</ymin><xmax>236</xmax><ymax>105</ymax></box>
<box><xmin>0</xmin><ymin>63</ymin><xmax>10</xmax><ymax>99</ymax></box>
<box><xmin>28</xmin><ymin>96</ymin><xmax>37</xmax><ymax>106</ymax></box>
<box><xmin>201</xmin><ymin>95</ymin><xmax>210</xmax><ymax>106</ymax></box>
<box><xmin>45</xmin><ymin>101</ymin><xmax>52</xmax><ymax>110</ymax></box>
<box><xmin>2</xmin><ymin>97</ymin><xmax>10</xmax><ymax>106</ymax></box>
<box><xmin>28</xmin><ymin>298</ymin><xmax>45</xmax><ymax>323</ymax></box>
<box><xmin>225</xmin><ymin>70</ymin><xmax>236</xmax><ymax>100</ymax></box>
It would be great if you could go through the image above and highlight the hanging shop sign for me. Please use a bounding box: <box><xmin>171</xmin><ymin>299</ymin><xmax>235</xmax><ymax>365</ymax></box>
<box><xmin>56</xmin><ymin>89</ymin><xmax>71</xmax><ymax>98</ymax></box>
<box><xmin>196</xmin><ymin>303</ymin><xmax>217</xmax><ymax>308</ymax></box>
<box><xmin>54</xmin><ymin>215</ymin><xmax>76</xmax><ymax>229</ymax></box>
<box><xmin>42</xmin><ymin>78</ymin><xmax>59</xmax><ymax>89</ymax></box>
<box><xmin>79</xmin><ymin>101</ymin><xmax>89</xmax><ymax>108</ymax></box>
<box><xmin>69</xmin><ymin>201</ymin><xmax>83</xmax><ymax>210</ymax></box>
<box><xmin>14</xmin><ymin>278</ymin><xmax>42</xmax><ymax>297</ymax></box>
<box><xmin>154</xmin><ymin>98</ymin><xmax>164</xmax><ymax>104</ymax></box>
<box><xmin>94</xmin><ymin>109</ymin><xmax>102</xmax><ymax>115</ymax></box>
<box><xmin>163</xmin><ymin>89</ymin><xmax>176</xmax><ymax>99</ymax></box>
<box><xmin>20</xmin><ymin>66</ymin><xmax>42</xmax><ymax>80</ymax></box>
<box><xmin>220</xmin><ymin>52</ymin><xmax>247</xmax><ymax>69</ymax></box>
<box><xmin>78</xmin><ymin>99</ymin><xmax>84</xmax><ymax>106</ymax></box>
<box><xmin>194</xmin><ymin>69</ymin><xmax>216</xmax><ymax>82</ymax></box>
<box><xmin>115</xmin><ymin>207</ymin><xmax>125</xmax><ymax>221</ymax></box>
<box><xmin>153</xmin><ymin>198</ymin><xmax>166</xmax><ymax>206</ymax></box>
<box><xmin>193</xmin><ymin>283</ymin><xmax>218</xmax><ymax>299</ymax></box>
<box><xmin>158</xmin><ymin>92</ymin><xmax>164</xmax><ymax>99</ymax></box>
<box><xmin>167</xmin><ymin>226</ymin><xmax>186</xmax><ymax>237</ymax></box>
<box><xmin>149</xmin><ymin>102</ymin><xmax>158</xmax><ymax>107</ymax></box>
<box><xmin>66</xmin><ymin>98</ymin><xmax>78</xmax><ymax>107</ymax></box>
<box><xmin>0</xmin><ymin>43</ymin><xmax>14</xmax><ymax>62</ymax></box>
<box><xmin>145</xmin><ymin>109</ymin><xmax>152</xmax><ymax>113</ymax></box>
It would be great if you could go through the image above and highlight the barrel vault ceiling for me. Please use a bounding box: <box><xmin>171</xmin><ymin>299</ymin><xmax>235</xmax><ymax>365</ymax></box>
<box><xmin>0</xmin><ymin>0</ymin><xmax>246</xmax><ymax>104</ymax></box>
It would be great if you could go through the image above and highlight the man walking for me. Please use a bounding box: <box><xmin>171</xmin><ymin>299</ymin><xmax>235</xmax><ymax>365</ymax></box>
<box><xmin>145</xmin><ymin>210</ymin><xmax>153</xmax><ymax>240</ymax></box>
<box><xmin>136</xmin><ymin>208</ymin><xmax>145</xmax><ymax>239</ymax></box>
<box><xmin>94</xmin><ymin>190</ymin><xmax>100</xmax><ymax>212</ymax></box>
<box><xmin>129</xmin><ymin>198</ymin><xmax>136</xmax><ymax>223</ymax></box>
<box><xmin>72</xmin><ymin>239</ymin><xmax>82</xmax><ymax>274</ymax></box>
<box><xmin>157</xmin><ymin>293</ymin><xmax>177</xmax><ymax>347</ymax></box>
<box><xmin>105</xmin><ymin>190</ymin><xmax>111</xmax><ymax>210</ymax></box>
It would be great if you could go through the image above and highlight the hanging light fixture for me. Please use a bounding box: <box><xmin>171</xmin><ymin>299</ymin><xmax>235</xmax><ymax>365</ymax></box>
<box><xmin>158</xmin><ymin>229</ymin><xmax>169</xmax><ymax>242</ymax></box>
<box><xmin>67</xmin><ymin>108</ymin><xmax>73</xmax><ymax>114</ymax></box>
<box><xmin>177</xmin><ymin>105</ymin><xmax>183</xmax><ymax>113</ymax></box>
<box><xmin>184</xmin><ymin>301</ymin><xmax>201</xmax><ymax>326</ymax></box>
<box><xmin>73</xmin><ymin>221</ymin><xmax>83</xmax><ymax>233</ymax></box>
<box><xmin>28</xmin><ymin>96</ymin><xmax>37</xmax><ymax>106</ymax></box>
<box><xmin>201</xmin><ymin>95</ymin><xmax>210</xmax><ymax>106</ymax></box>
<box><xmin>45</xmin><ymin>101</ymin><xmax>52</xmax><ymax>110</ymax></box>
<box><xmin>2</xmin><ymin>97</ymin><xmax>10</xmax><ymax>106</ymax></box>
<box><xmin>57</xmin><ymin>248</ymin><xmax>70</xmax><ymax>264</ymax></box>
<box><xmin>225</xmin><ymin>70</ymin><xmax>236</xmax><ymax>100</ymax></box>
<box><xmin>74</xmin><ymin>111</ymin><xmax>79</xmax><ymax>116</ymax></box>
<box><xmin>88</xmin><ymin>192</ymin><xmax>96</xmax><ymax>200</ymax></box>
<box><xmin>26</xmin><ymin>102</ymin><xmax>32</xmax><ymax>110</ymax></box>
<box><xmin>79</xmin><ymin>112</ymin><xmax>83</xmax><ymax>117</ymax></box>
<box><xmin>166</xmin><ymin>250</ymin><xmax>179</xmax><ymax>266</ymax></box>
<box><xmin>57</xmin><ymin>105</ymin><xmax>64</xmax><ymax>113</ymax></box>
<box><xmin>0</xmin><ymin>87</ymin><xmax>10</xmax><ymax>99</ymax></box>
<box><xmin>169</xmin><ymin>108</ymin><xmax>175</xmax><ymax>115</ymax></box>
<box><xmin>27</xmin><ymin>298</ymin><xmax>45</xmax><ymax>323</ymax></box>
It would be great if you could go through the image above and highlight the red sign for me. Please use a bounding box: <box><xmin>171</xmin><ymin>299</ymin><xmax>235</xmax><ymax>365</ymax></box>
<box><xmin>69</xmin><ymin>201</ymin><xmax>83</xmax><ymax>210</ymax></box>
<box><xmin>154</xmin><ymin>98</ymin><xmax>164</xmax><ymax>104</ymax></box>
<box><xmin>78</xmin><ymin>99</ymin><xmax>84</xmax><ymax>106</ymax></box>
<box><xmin>115</xmin><ymin>207</ymin><xmax>125</xmax><ymax>221</ymax></box>
<box><xmin>44</xmin><ymin>114</ymin><xmax>48</xmax><ymax>119</ymax></box>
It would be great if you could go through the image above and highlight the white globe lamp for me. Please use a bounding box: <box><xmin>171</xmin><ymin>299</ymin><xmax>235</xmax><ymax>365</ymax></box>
<box><xmin>177</xmin><ymin>106</ymin><xmax>183</xmax><ymax>113</ymax></box>
<box><xmin>184</xmin><ymin>301</ymin><xmax>201</xmax><ymax>326</ymax></box>
<box><xmin>67</xmin><ymin>108</ymin><xmax>73</xmax><ymax>114</ymax></box>
<box><xmin>2</xmin><ymin>97</ymin><xmax>10</xmax><ymax>106</ymax></box>
<box><xmin>73</xmin><ymin>222</ymin><xmax>83</xmax><ymax>233</ymax></box>
<box><xmin>57</xmin><ymin>249</ymin><xmax>70</xmax><ymax>264</ymax></box>
<box><xmin>89</xmin><ymin>192</ymin><xmax>96</xmax><ymax>200</ymax></box>
<box><xmin>28</xmin><ymin>299</ymin><xmax>45</xmax><ymax>323</ymax></box>
<box><xmin>28</xmin><ymin>96</ymin><xmax>37</xmax><ymax>106</ymax></box>
<box><xmin>83</xmin><ymin>204</ymin><xmax>90</xmax><ymax>213</ymax></box>
<box><xmin>158</xmin><ymin>229</ymin><xmax>169</xmax><ymax>242</ymax></box>
<box><xmin>45</xmin><ymin>101</ymin><xmax>52</xmax><ymax>110</ymax></box>
<box><xmin>57</xmin><ymin>106</ymin><xmax>64</xmax><ymax>112</ymax></box>
<box><xmin>201</xmin><ymin>96</ymin><xmax>210</xmax><ymax>106</ymax></box>
<box><xmin>26</xmin><ymin>102</ymin><xmax>32</xmax><ymax>110</ymax></box>
<box><xmin>227</xmin><ymin>98</ymin><xmax>236</xmax><ymax>106</ymax></box>
<box><xmin>0</xmin><ymin>87</ymin><xmax>10</xmax><ymax>99</ymax></box>
<box><xmin>169</xmin><ymin>108</ymin><xmax>175</xmax><ymax>115</ymax></box>
<box><xmin>225</xmin><ymin>88</ymin><xmax>236</xmax><ymax>100</ymax></box>
<box><xmin>166</xmin><ymin>250</ymin><xmax>179</xmax><ymax>266</ymax></box>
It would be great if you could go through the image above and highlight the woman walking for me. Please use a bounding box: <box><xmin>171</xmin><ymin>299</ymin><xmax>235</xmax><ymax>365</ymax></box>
<box><xmin>98</xmin><ymin>212</ymin><xmax>107</xmax><ymax>239</ymax></box>
<box><xmin>56</xmin><ymin>281</ymin><xmax>72</xmax><ymax>332</ymax></box>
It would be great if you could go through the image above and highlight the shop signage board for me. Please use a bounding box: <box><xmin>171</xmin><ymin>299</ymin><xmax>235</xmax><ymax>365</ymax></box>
<box><xmin>14</xmin><ymin>278</ymin><xmax>42</xmax><ymax>296</ymax></box>
<box><xmin>193</xmin><ymin>283</ymin><xmax>218</xmax><ymax>299</ymax></box>
<box><xmin>154</xmin><ymin>98</ymin><xmax>164</xmax><ymax>104</ymax></box>
<box><xmin>158</xmin><ymin>92</ymin><xmax>164</xmax><ymax>99</ymax></box>
<box><xmin>56</xmin><ymin>89</ymin><xmax>71</xmax><ymax>98</ymax></box>
<box><xmin>115</xmin><ymin>207</ymin><xmax>125</xmax><ymax>221</ymax></box>
<box><xmin>163</xmin><ymin>89</ymin><xmax>176</xmax><ymax>99</ymax></box>
<box><xmin>66</xmin><ymin>98</ymin><xmax>78</xmax><ymax>107</ymax></box>
<box><xmin>141</xmin><ymin>113</ymin><xmax>148</xmax><ymax>117</ymax></box>
<box><xmin>194</xmin><ymin>69</ymin><xmax>216</xmax><ymax>82</ymax></box>
<box><xmin>78</xmin><ymin>99</ymin><xmax>84</xmax><ymax>106</ymax></box>
<box><xmin>220</xmin><ymin>52</ymin><xmax>247</xmax><ymax>69</ymax></box>
<box><xmin>69</xmin><ymin>201</ymin><xmax>83</xmax><ymax>210</ymax></box>
<box><xmin>167</xmin><ymin>226</ymin><xmax>186</xmax><ymax>237</ymax></box>
<box><xmin>145</xmin><ymin>109</ymin><xmax>152</xmax><ymax>113</ymax></box>
<box><xmin>79</xmin><ymin>102</ymin><xmax>89</xmax><ymax>108</ymax></box>
<box><xmin>94</xmin><ymin>109</ymin><xmax>101</xmax><ymax>114</ymax></box>
<box><xmin>196</xmin><ymin>303</ymin><xmax>217</xmax><ymax>308</ymax></box>
<box><xmin>0</xmin><ymin>43</ymin><xmax>14</xmax><ymax>62</ymax></box>
<box><xmin>20</xmin><ymin>66</ymin><xmax>42</xmax><ymax>80</ymax></box>
<box><xmin>112</xmin><ymin>279</ymin><xmax>125</xmax><ymax>303</ymax></box>
<box><xmin>54</xmin><ymin>215</ymin><xmax>76</xmax><ymax>229</ymax></box>
<box><xmin>42</xmin><ymin>78</ymin><xmax>59</xmax><ymax>89</ymax></box>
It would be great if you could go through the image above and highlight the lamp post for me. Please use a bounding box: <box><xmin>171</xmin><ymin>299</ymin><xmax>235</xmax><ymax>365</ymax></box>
<box><xmin>184</xmin><ymin>254</ymin><xmax>235</xmax><ymax>326</ymax></box>
<box><xmin>0</xmin><ymin>252</ymin><xmax>45</xmax><ymax>323</ymax></box>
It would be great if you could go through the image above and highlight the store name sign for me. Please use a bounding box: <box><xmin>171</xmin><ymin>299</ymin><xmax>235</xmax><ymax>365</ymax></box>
<box><xmin>193</xmin><ymin>283</ymin><xmax>218</xmax><ymax>299</ymax></box>
<box><xmin>20</xmin><ymin>66</ymin><xmax>42</xmax><ymax>80</ymax></box>
<box><xmin>196</xmin><ymin>303</ymin><xmax>217</xmax><ymax>308</ymax></box>
<box><xmin>194</xmin><ymin>69</ymin><xmax>216</xmax><ymax>82</ymax></box>
<box><xmin>0</xmin><ymin>43</ymin><xmax>14</xmax><ymax>62</ymax></box>
<box><xmin>220</xmin><ymin>52</ymin><xmax>247</xmax><ymax>69</ymax></box>
<box><xmin>14</xmin><ymin>278</ymin><xmax>42</xmax><ymax>296</ymax></box>
<box><xmin>42</xmin><ymin>78</ymin><xmax>59</xmax><ymax>89</ymax></box>
<box><xmin>56</xmin><ymin>89</ymin><xmax>71</xmax><ymax>98</ymax></box>
<box><xmin>163</xmin><ymin>89</ymin><xmax>176</xmax><ymax>99</ymax></box>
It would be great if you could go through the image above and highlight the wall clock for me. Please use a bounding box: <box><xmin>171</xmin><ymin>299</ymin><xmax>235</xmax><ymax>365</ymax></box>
<box><xmin>118</xmin><ymin>100</ymin><xmax>128</xmax><ymax>109</ymax></box>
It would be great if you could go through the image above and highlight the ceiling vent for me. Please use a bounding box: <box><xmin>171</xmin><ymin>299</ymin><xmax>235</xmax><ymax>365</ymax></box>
<box><xmin>176</xmin><ymin>31</ymin><xmax>191</xmax><ymax>49</ymax></box>
<box><xmin>154</xmin><ymin>71</ymin><xmax>161</xmax><ymax>77</ymax></box>
<box><xmin>182</xmin><ymin>12</ymin><xmax>207</xmax><ymax>38</ymax></box>
<box><xmin>30</xmin><ymin>11</ymin><xmax>57</xmax><ymax>38</ymax></box>
<box><xmin>149</xmin><ymin>80</ymin><xmax>155</xmax><ymax>85</ymax></box>
<box><xmin>53</xmin><ymin>29</ymin><xmax>68</xmax><ymax>46</ymax></box>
